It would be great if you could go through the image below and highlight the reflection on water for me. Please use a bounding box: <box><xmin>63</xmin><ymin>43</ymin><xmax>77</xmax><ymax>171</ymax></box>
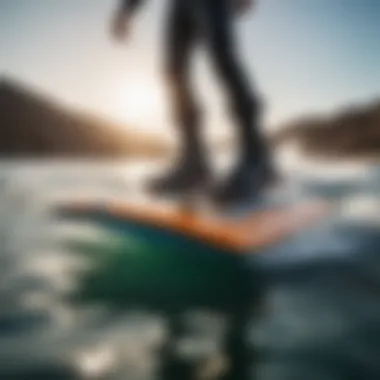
<box><xmin>1</xmin><ymin>155</ymin><xmax>380</xmax><ymax>379</ymax></box>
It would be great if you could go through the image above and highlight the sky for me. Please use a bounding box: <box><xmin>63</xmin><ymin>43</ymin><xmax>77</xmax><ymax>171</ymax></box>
<box><xmin>1</xmin><ymin>0</ymin><xmax>379</xmax><ymax>139</ymax></box>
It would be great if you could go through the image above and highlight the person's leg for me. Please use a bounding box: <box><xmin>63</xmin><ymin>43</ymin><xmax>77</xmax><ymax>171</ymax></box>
<box><xmin>202</xmin><ymin>0</ymin><xmax>276</xmax><ymax>203</ymax></box>
<box><xmin>204</xmin><ymin>0</ymin><xmax>264</xmax><ymax>161</ymax></box>
<box><xmin>165</xmin><ymin>1</ymin><xmax>202</xmax><ymax>161</ymax></box>
<box><xmin>148</xmin><ymin>0</ymin><xmax>211</xmax><ymax>195</ymax></box>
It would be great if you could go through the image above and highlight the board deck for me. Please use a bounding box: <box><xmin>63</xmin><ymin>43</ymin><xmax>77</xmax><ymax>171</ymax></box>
<box><xmin>57</xmin><ymin>198</ymin><xmax>332</xmax><ymax>253</ymax></box>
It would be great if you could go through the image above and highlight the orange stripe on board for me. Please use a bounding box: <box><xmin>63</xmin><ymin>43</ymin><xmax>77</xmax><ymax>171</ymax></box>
<box><xmin>66</xmin><ymin>200</ymin><xmax>331</xmax><ymax>253</ymax></box>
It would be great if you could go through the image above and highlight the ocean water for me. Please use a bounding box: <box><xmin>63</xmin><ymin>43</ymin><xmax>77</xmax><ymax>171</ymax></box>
<box><xmin>1</xmin><ymin>152</ymin><xmax>380</xmax><ymax>380</ymax></box>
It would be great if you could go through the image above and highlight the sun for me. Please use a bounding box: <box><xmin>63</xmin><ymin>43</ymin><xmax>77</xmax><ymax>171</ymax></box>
<box><xmin>117</xmin><ymin>77</ymin><xmax>167</xmax><ymax>129</ymax></box>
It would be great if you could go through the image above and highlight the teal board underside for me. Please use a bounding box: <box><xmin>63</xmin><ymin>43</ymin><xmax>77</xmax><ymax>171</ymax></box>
<box><xmin>58</xmin><ymin>206</ymin><xmax>259</xmax><ymax>312</ymax></box>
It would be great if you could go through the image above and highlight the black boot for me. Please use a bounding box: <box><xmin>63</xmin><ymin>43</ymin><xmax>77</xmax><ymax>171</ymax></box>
<box><xmin>147</xmin><ymin>153</ymin><xmax>212</xmax><ymax>197</ymax></box>
<box><xmin>214</xmin><ymin>98</ymin><xmax>280</xmax><ymax>207</ymax></box>
<box><xmin>212</xmin><ymin>155</ymin><xmax>279</xmax><ymax>207</ymax></box>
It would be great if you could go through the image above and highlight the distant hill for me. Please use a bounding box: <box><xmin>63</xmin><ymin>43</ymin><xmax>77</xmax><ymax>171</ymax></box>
<box><xmin>274</xmin><ymin>99</ymin><xmax>380</xmax><ymax>158</ymax></box>
<box><xmin>0</xmin><ymin>77</ymin><xmax>171</xmax><ymax>158</ymax></box>
<box><xmin>2</xmin><ymin>76</ymin><xmax>379</xmax><ymax>160</ymax></box>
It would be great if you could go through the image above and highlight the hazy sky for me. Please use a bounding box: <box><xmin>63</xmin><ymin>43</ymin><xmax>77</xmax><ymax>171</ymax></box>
<box><xmin>1</xmin><ymin>0</ymin><xmax>379</xmax><ymax>137</ymax></box>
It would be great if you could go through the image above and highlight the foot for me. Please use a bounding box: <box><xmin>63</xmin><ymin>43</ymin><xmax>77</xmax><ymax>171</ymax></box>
<box><xmin>146</xmin><ymin>157</ymin><xmax>212</xmax><ymax>197</ymax></box>
<box><xmin>212</xmin><ymin>157</ymin><xmax>280</xmax><ymax>207</ymax></box>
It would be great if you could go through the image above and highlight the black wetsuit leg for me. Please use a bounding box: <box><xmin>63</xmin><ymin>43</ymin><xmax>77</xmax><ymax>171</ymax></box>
<box><xmin>150</xmin><ymin>0</ymin><xmax>274</xmax><ymax>197</ymax></box>
<box><xmin>201</xmin><ymin>0</ymin><xmax>267</xmax><ymax>162</ymax></box>
<box><xmin>165</xmin><ymin>0</ymin><xmax>266</xmax><ymax>162</ymax></box>
<box><xmin>146</xmin><ymin>1</ymin><xmax>210</xmax><ymax>195</ymax></box>
<box><xmin>164</xmin><ymin>0</ymin><xmax>203</xmax><ymax>158</ymax></box>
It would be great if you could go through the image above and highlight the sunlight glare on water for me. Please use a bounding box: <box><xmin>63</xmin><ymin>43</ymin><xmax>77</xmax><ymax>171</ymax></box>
<box><xmin>277</xmin><ymin>143</ymin><xmax>372</xmax><ymax>181</ymax></box>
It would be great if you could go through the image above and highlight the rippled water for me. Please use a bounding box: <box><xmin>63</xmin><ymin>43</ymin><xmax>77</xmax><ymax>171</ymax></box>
<box><xmin>1</xmin><ymin>155</ymin><xmax>380</xmax><ymax>380</ymax></box>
